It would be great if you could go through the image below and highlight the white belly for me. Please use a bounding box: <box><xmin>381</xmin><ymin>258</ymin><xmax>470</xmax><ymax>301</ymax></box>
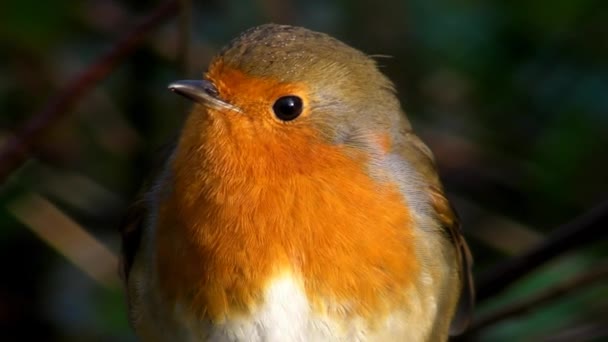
<box><xmin>132</xmin><ymin>272</ymin><xmax>429</xmax><ymax>341</ymax></box>
<box><xmin>203</xmin><ymin>276</ymin><xmax>340</xmax><ymax>342</ymax></box>
<box><xmin>173</xmin><ymin>276</ymin><xmax>418</xmax><ymax>342</ymax></box>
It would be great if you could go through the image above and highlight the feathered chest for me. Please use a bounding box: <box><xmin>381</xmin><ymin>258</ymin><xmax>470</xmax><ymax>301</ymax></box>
<box><xmin>153</xmin><ymin>128</ymin><xmax>421</xmax><ymax>337</ymax></box>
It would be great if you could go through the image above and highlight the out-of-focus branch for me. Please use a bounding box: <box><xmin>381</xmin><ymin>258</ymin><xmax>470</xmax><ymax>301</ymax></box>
<box><xmin>256</xmin><ymin>0</ymin><xmax>295</xmax><ymax>23</ymax></box>
<box><xmin>469</xmin><ymin>263</ymin><xmax>608</xmax><ymax>333</ymax></box>
<box><xmin>476</xmin><ymin>199</ymin><xmax>608</xmax><ymax>302</ymax></box>
<box><xmin>451</xmin><ymin>196</ymin><xmax>544</xmax><ymax>255</ymax></box>
<box><xmin>0</xmin><ymin>0</ymin><xmax>179</xmax><ymax>184</ymax></box>
<box><xmin>545</xmin><ymin>321</ymin><xmax>608</xmax><ymax>342</ymax></box>
<box><xmin>177</xmin><ymin>0</ymin><xmax>192</xmax><ymax>75</ymax></box>
<box><xmin>8</xmin><ymin>193</ymin><xmax>120</xmax><ymax>288</ymax></box>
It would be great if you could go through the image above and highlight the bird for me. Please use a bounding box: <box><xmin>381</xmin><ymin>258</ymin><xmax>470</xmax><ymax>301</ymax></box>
<box><xmin>120</xmin><ymin>23</ymin><xmax>474</xmax><ymax>342</ymax></box>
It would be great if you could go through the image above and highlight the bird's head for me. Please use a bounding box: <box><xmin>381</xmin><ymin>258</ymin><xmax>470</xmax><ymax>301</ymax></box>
<box><xmin>169</xmin><ymin>24</ymin><xmax>410</xmax><ymax>178</ymax></box>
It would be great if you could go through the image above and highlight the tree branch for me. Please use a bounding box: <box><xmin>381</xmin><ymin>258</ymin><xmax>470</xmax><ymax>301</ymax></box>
<box><xmin>177</xmin><ymin>0</ymin><xmax>192</xmax><ymax>75</ymax></box>
<box><xmin>469</xmin><ymin>263</ymin><xmax>608</xmax><ymax>333</ymax></box>
<box><xmin>0</xmin><ymin>0</ymin><xmax>179</xmax><ymax>184</ymax></box>
<box><xmin>476</xmin><ymin>199</ymin><xmax>608</xmax><ymax>302</ymax></box>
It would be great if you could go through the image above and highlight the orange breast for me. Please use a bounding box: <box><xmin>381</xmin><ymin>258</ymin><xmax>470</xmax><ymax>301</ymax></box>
<box><xmin>155</xmin><ymin>65</ymin><xmax>419</xmax><ymax>324</ymax></box>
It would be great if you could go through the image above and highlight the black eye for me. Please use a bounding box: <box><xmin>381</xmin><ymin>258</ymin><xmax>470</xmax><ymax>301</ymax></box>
<box><xmin>272</xmin><ymin>96</ymin><xmax>303</xmax><ymax>121</ymax></box>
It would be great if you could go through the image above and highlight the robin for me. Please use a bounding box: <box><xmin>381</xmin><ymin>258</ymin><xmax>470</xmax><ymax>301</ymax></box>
<box><xmin>120</xmin><ymin>24</ymin><xmax>473</xmax><ymax>341</ymax></box>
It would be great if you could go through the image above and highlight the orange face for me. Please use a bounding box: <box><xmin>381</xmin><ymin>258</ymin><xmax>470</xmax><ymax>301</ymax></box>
<box><xmin>173</xmin><ymin>57</ymin><xmax>333</xmax><ymax>177</ymax></box>
<box><xmin>157</xmin><ymin>57</ymin><xmax>419</xmax><ymax>324</ymax></box>
<box><xmin>206</xmin><ymin>59</ymin><xmax>312</xmax><ymax>124</ymax></box>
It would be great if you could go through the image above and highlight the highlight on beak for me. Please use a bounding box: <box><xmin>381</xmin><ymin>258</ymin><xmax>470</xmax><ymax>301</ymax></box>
<box><xmin>168</xmin><ymin>80</ymin><xmax>242</xmax><ymax>113</ymax></box>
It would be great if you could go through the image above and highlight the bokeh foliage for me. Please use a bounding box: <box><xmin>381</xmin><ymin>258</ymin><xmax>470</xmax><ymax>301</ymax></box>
<box><xmin>1</xmin><ymin>0</ymin><xmax>607</xmax><ymax>341</ymax></box>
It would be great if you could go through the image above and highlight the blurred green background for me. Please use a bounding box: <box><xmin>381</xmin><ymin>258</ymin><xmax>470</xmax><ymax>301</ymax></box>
<box><xmin>1</xmin><ymin>0</ymin><xmax>607</xmax><ymax>341</ymax></box>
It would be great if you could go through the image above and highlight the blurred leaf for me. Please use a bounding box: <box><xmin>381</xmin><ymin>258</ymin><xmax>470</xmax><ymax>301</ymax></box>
<box><xmin>0</xmin><ymin>0</ymin><xmax>77</xmax><ymax>52</ymax></box>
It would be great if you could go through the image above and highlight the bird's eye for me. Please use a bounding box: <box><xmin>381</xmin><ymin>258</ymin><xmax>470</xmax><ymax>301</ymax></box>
<box><xmin>272</xmin><ymin>96</ymin><xmax>303</xmax><ymax>121</ymax></box>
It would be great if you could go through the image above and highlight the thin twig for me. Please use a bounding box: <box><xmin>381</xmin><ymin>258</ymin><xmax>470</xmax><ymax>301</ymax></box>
<box><xmin>469</xmin><ymin>263</ymin><xmax>608</xmax><ymax>333</ymax></box>
<box><xmin>545</xmin><ymin>321</ymin><xmax>608</xmax><ymax>342</ymax></box>
<box><xmin>175</xmin><ymin>0</ymin><xmax>192</xmax><ymax>116</ymax></box>
<box><xmin>0</xmin><ymin>0</ymin><xmax>179</xmax><ymax>184</ymax></box>
<box><xmin>177</xmin><ymin>0</ymin><xmax>192</xmax><ymax>75</ymax></box>
<box><xmin>8</xmin><ymin>193</ymin><xmax>120</xmax><ymax>288</ymax></box>
<box><xmin>476</xmin><ymin>199</ymin><xmax>608</xmax><ymax>302</ymax></box>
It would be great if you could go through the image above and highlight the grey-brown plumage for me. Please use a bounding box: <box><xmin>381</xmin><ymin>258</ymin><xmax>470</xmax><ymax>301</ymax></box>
<box><xmin>120</xmin><ymin>23</ymin><xmax>474</xmax><ymax>341</ymax></box>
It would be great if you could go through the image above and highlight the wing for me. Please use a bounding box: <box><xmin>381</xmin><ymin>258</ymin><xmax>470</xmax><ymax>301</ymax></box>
<box><xmin>399</xmin><ymin>130</ymin><xmax>475</xmax><ymax>335</ymax></box>
<box><xmin>118</xmin><ymin>141</ymin><xmax>176</xmax><ymax>285</ymax></box>
<box><xmin>428</xmin><ymin>186</ymin><xmax>475</xmax><ymax>335</ymax></box>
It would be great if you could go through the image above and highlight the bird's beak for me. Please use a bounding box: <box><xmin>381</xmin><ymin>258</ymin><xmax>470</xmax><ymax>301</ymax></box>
<box><xmin>168</xmin><ymin>80</ymin><xmax>242</xmax><ymax>113</ymax></box>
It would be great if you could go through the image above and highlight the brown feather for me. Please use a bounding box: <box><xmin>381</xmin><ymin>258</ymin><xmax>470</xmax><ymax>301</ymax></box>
<box><xmin>119</xmin><ymin>141</ymin><xmax>176</xmax><ymax>284</ymax></box>
<box><xmin>397</xmin><ymin>130</ymin><xmax>475</xmax><ymax>335</ymax></box>
<box><xmin>428</xmin><ymin>186</ymin><xmax>475</xmax><ymax>335</ymax></box>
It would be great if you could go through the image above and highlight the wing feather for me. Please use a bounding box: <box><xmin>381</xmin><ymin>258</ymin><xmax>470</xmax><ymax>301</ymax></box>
<box><xmin>429</xmin><ymin>186</ymin><xmax>475</xmax><ymax>335</ymax></box>
<box><xmin>398</xmin><ymin>130</ymin><xmax>474</xmax><ymax>334</ymax></box>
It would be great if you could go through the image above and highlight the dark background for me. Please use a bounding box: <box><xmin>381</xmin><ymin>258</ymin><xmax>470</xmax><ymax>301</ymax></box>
<box><xmin>1</xmin><ymin>0</ymin><xmax>607</xmax><ymax>341</ymax></box>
